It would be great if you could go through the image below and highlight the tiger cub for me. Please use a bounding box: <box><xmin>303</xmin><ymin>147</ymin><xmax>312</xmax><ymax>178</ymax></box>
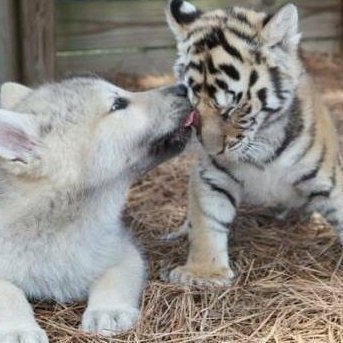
<box><xmin>165</xmin><ymin>0</ymin><xmax>343</xmax><ymax>286</ymax></box>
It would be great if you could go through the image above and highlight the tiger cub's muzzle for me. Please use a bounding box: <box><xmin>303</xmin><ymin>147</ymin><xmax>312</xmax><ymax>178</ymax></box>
<box><xmin>196</xmin><ymin>101</ymin><xmax>257</xmax><ymax>155</ymax></box>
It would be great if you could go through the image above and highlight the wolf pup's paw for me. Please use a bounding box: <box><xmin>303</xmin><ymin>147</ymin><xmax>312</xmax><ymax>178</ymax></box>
<box><xmin>81</xmin><ymin>306</ymin><xmax>139</xmax><ymax>336</ymax></box>
<box><xmin>0</xmin><ymin>327</ymin><xmax>49</xmax><ymax>343</ymax></box>
<box><xmin>169</xmin><ymin>264</ymin><xmax>235</xmax><ymax>287</ymax></box>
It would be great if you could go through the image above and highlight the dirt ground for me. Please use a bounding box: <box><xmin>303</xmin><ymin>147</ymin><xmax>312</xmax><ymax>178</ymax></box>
<box><xmin>34</xmin><ymin>53</ymin><xmax>343</xmax><ymax>343</ymax></box>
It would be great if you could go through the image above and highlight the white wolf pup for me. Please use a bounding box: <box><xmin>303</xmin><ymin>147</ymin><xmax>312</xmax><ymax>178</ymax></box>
<box><xmin>0</xmin><ymin>77</ymin><xmax>196</xmax><ymax>342</ymax></box>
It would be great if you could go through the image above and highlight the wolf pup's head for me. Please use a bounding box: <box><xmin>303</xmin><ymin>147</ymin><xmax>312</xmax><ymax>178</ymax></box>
<box><xmin>0</xmin><ymin>77</ymin><xmax>197</xmax><ymax>188</ymax></box>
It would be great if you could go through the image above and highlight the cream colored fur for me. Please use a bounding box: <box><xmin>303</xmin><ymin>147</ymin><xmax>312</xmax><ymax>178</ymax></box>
<box><xmin>0</xmin><ymin>77</ymin><xmax>190</xmax><ymax>341</ymax></box>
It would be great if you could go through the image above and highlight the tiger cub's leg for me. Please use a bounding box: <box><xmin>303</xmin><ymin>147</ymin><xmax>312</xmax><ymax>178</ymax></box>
<box><xmin>169</xmin><ymin>159</ymin><xmax>242</xmax><ymax>286</ymax></box>
<box><xmin>296</xmin><ymin>164</ymin><xmax>343</xmax><ymax>241</ymax></box>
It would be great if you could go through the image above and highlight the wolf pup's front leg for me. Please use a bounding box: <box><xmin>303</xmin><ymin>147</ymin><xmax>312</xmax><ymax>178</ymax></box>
<box><xmin>81</xmin><ymin>240</ymin><xmax>145</xmax><ymax>336</ymax></box>
<box><xmin>0</xmin><ymin>280</ymin><xmax>49</xmax><ymax>342</ymax></box>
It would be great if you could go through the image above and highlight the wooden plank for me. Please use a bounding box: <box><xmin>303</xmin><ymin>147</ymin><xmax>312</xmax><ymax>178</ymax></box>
<box><xmin>56</xmin><ymin>48</ymin><xmax>177</xmax><ymax>77</ymax></box>
<box><xmin>0</xmin><ymin>0</ymin><xmax>19</xmax><ymax>83</ymax></box>
<box><xmin>19</xmin><ymin>0</ymin><xmax>55</xmax><ymax>85</ymax></box>
<box><xmin>56</xmin><ymin>0</ymin><xmax>244</xmax><ymax>26</ymax></box>
<box><xmin>56</xmin><ymin>0</ymin><xmax>237</xmax><ymax>51</ymax></box>
<box><xmin>56</xmin><ymin>0</ymin><xmax>341</xmax><ymax>51</ymax></box>
<box><xmin>302</xmin><ymin>39</ymin><xmax>341</xmax><ymax>54</ymax></box>
<box><xmin>57</xmin><ymin>26</ymin><xmax>174</xmax><ymax>51</ymax></box>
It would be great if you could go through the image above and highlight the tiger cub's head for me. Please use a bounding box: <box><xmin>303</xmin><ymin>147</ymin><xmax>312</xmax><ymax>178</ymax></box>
<box><xmin>166</xmin><ymin>0</ymin><xmax>303</xmax><ymax>155</ymax></box>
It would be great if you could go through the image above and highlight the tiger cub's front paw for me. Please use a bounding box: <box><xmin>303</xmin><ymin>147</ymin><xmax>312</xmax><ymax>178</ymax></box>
<box><xmin>169</xmin><ymin>264</ymin><xmax>235</xmax><ymax>287</ymax></box>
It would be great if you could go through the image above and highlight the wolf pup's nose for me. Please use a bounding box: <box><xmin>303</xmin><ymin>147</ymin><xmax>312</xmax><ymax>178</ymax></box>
<box><xmin>174</xmin><ymin>84</ymin><xmax>188</xmax><ymax>97</ymax></box>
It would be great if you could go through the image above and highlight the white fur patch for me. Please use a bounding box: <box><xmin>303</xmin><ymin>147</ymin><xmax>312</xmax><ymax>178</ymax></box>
<box><xmin>216</xmin><ymin>91</ymin><xmax>229</xmax><ymax>108</ymax></box>
<box><xmin>180</xmin><ymin>1</ymin><xmax>196</xmax><ymax>14</ymax></box>
<box><xmin>1</xmin><ymin>83</ymin><xmax>32</xmax><ymax>110</ymax></box>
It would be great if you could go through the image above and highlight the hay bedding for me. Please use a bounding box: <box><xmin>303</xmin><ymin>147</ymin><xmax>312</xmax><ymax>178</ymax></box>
<box><xmin>34</xmin><ymin>54</ymin><xmax>343</xmax><ymax>343</ymax></box>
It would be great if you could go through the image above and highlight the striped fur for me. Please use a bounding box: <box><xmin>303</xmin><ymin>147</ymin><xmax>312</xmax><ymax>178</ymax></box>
<box><xmin>166</xmin><ymin>1</ymin><xmax>343</xmax><ymax>286</ymax></box>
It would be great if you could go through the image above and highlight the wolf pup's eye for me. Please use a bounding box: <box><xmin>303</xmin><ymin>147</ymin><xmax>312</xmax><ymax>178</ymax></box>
<box><xmin>110</xmin><ymin>97</ymin><xmax>128</xmax><ymax>112</ymax></box>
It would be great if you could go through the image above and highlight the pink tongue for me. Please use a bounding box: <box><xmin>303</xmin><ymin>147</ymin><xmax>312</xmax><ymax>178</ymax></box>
<box><xmin>183</xmin><ymin>109</ymin><xmax>200</xmax><ymax>128</ymax></box>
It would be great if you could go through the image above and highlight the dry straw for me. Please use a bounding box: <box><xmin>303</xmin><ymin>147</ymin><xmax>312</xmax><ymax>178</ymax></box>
<box><xmin>34</xmin><ymin>54</ymin><xmax>343</xmax><ymax>342</ymax></box>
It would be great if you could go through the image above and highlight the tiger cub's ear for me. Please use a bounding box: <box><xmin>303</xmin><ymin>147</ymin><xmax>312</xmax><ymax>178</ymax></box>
<box><xmin>261</xmin><ymin>3</ymin><xmax>301</xmax><ymax>48</ymax></box>
<box><xmin>166</xmin><ymin>0</ymin><xmax>202</xmax><ymax>40</ymax></box>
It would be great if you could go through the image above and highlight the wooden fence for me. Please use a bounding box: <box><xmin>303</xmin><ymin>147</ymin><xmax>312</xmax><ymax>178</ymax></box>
<box><xmin>55</xmin><ymin>0</ymin><xmax>343</xmax><ymax>78</ymax></box>
<box><xmin>0</xmin><ymin>0</ymin><xmax>55</xmax><ymax>85</ymax></box>
<box><xmin>0</xmin><ymin>0</ymin><xmax>342</xmax><ymax>85</ymax></box>
<box><xmin>0</xmin><ymin>0</ymin><xmax>19</xmax><ymax>83</ymax></box>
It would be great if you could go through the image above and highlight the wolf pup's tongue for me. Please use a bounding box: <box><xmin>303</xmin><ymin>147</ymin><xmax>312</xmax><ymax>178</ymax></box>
<box><xmin>183</xmin><ymin>109</ymin><xmax>200</xmax><ymax>130</ymax></box>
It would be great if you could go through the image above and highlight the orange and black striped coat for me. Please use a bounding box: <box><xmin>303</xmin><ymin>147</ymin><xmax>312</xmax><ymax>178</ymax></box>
<box><xmin>165</xmin><ymin>0</ymin><xmax>342</xmax><ymax>286</ymax></box>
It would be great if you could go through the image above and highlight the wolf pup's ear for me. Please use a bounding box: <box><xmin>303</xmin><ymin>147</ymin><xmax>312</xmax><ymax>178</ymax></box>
<box><xmin>1</xmin><ymin>82</ymin><xmax>32</xmax><ymax>110</ymax></box>
<box><xmin>0</xmin><ymin>109</ymin><xmax>43</xmax><ymax>168</ymax></box>
<box><xmin>166</xmin><ymin>0</ymin><xmax>202</xmax><ymax>40</ymax></box>
<box><xmin>261</xmin><ymin>3</ymin><xmax>301</xmax><ymax>48</ymax></box>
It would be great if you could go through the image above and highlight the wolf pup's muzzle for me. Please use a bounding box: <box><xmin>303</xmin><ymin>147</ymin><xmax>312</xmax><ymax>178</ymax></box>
<box><xmin>149</xmin><ymin>85</ymin><xmax>200</xmax><ymax>160</ymax></box>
